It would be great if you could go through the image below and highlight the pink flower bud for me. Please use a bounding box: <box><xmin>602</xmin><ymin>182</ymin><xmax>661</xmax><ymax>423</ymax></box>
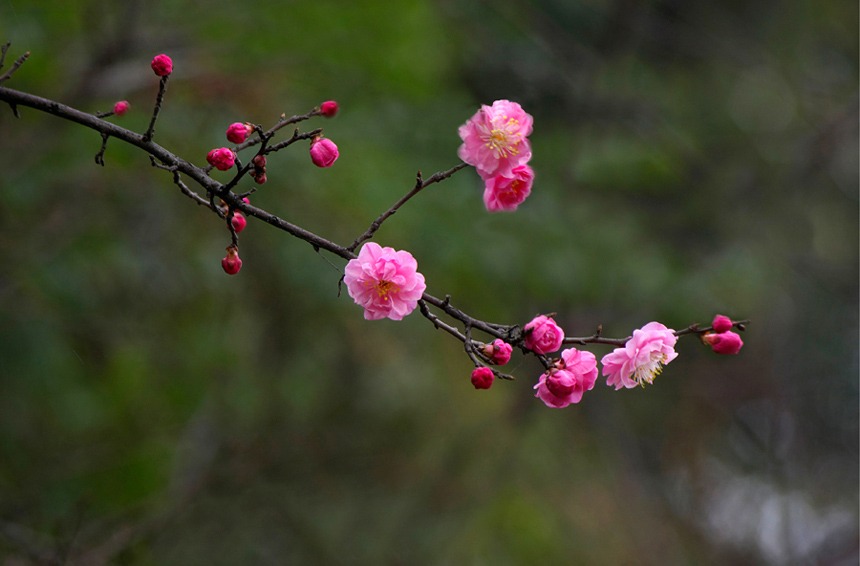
<box><xmin>471</xmin><ymin>367</ymin><xmax>494</xmax><ymax>390</ymax></box>
<box><xmin>151</xmin><ymin>54</ymin><xmax>173</xmax><ymax>77</ymax></box>
<box><xmin>320</xmin><ymin>100</ymin><xmax>339</xmax><ymax>117</ymax></box>
<box><xmin>712</xmin><ymin>315</ymin><xmax>733</xmax><ymax>333</ymax></box>
<box><xmin>226</xmin><ymin>122</ymin><xmax>254</xmax><ymax>144</ymax></box>
<box><xmin>221</xmin><ymin>246</ymin><xmax>242</xmax><ymax>275</ymax></box>
<box><xmin>207</xmin><ymin>147</ymin><xmax>236</xmax><ymax>171</ymax></box>
<box><xmin>310</xmin><ymin>137</ymin><xmax>338</xmax><ymax>167</ymax></box>
<box><xmin>253</xmin><ymin>155</ymin><xmax>267</xmax><ymax>168</ymax></box>
<box><xmin>481</xmin><ymin>339</ymin><xmax>512</xmax><ymax>365</ymax></box>
<box><xmin>703</xmin><ymin>331</ymin><xmax>744</xmax><ymax>355</ymax></box>
<box><xmin>113</xmin><ymin>101</ymin><xmax>130</xmax><ymax>116</ymax></box>
<box><xmin>231</xmin><ymin>212</ymin><xmax>247</xmax><ymax>233</ymax></box>
<box><xmin>523</xmin><ymin>315</ymin><xmax>564</xmax><ymax>355</ymax></box>
<box><xmin>255</xmin><ymin>174</ymin><xmax>267</xmax><ymax>184</ymax></box>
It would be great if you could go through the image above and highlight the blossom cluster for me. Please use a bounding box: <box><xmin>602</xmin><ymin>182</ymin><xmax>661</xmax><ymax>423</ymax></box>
<box><xmin>458</xmin><ymin>100</ymin><xmax>535</xmax><ymax>212</ymax></box>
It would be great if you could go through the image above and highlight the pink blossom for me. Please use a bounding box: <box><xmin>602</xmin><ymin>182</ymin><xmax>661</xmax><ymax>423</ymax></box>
<box><xmin>703</xmin><ymin>331</ymin><xmax>744</xmax><ymax>355</ymax></box>
<box><xmin>481</xmin><ymin>339</ymin><xmax>513</xmax><ymax>365</ymax></box>
<box><xmin>534</xmin><ymin>348</ymin><xmax>598</xmax><ymax>408</ymax></box>
<box><xmin>207</xmin><ymin>148</ymin><xmax>235</xmax><ymax>171</ymax></box>
<box><xmin>712</xmin><ymin>314</ymin><xmax>733</xmax><ymax>333</ymax></box>
<box><xmin>483</xmin><ymin>164</ymin><xmax>534</xmax><ymax>212</ymax></box>
<box><xmin>601</xmin><ymin>322</ymin><xmax>678</xmax><ymax>390</ymax></box>
<box><xmin>226</xmin><ymin>122</ymin><xmax>253</xmax><ymax>144</ymax></box>
<box><xmin>523</xmin><ymin>315</ymin><xmax>564</xmax><ymax>355</ymax></box>
<box><xmin>457</xmin><ymin>100</ymin><xmax>533</xmax><ymax>178</ymax></box>
<box><xmin>471</xmin><ymin>367</ymin><xmax>494</xmax><ymax>389</ymax></box>
<box><xmin>343</xmin><ymin>242</ymin><xmax>426</xmax><ymax>321</ymax></box>
<box><xmin>231</xmin><ymin>212</ymin><xmax>246</xmax><ymax>233</ymax></box>
<box><xmin>113</xmin><ymin>101</ymin><xmax>130</xmax><ymax>116</ymax></box>
<box><xmin>310</xmin><ymin>137</ymin><xmax>339</xmax><ymax>167</ymax></box>
<box><xmin>151</xmin><ymin>54</ymin><xmax>173</xmax><ymax>76</ymax></box>
<box><xmin>320</xmin><ymin>100</ymin><xmax>339</xmax><ymax>117</ymax></box>
<box><xmin>221</xmin><ymin>246</ymin><xmax>242</xmax><ymax>275</ymax></box>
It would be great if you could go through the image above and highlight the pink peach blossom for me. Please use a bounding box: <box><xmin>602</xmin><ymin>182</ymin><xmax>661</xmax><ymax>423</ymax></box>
<box><xmin>601</xmin><ymin>322</ymin><xmax>678</xmax><ymax>390</ymax></box>
<box><xmin>703</xmin><ymin>331</ymin><xmax>744</xmax><ymax>355</ymax></box>
<box><xmin>483</xmin><ymin>164</ymin><xmax>534</xmax><ymax>212</ymax></box>
<box><xmin>457</xmin><ymin>99</ymin><xmax>533</xmax><ymax>178</ymax></box>
<box><xmin>481</xmin><ymin>339</ymin><xmax>512</xmax><ymax>365</ymax></box>
<box><xmin>534</xmin><ymin>348</ymin><xmax>598</xmax><ymax>408</ymax></box>
<box><xmin>712</xmin><ymin>315</ymin><xmax>733</xmax><ymax>333</ymax></box>
<box><xmin>523</xmin><ymin>315</ymin><xmax>564</xmax><ymax>355</ymax></box>
<box><xmin>310</xmin><ymin>137</ymin><xmax>338</xmax><ymax>167</ymax></box>
<box><xmin>471</xmin><ymin>367</ymin><xmax>494</xmax><ymax>389</ymax></box>
<box><xmin>343</xmin><ymin>242</ymin><xmax>426</xmax><ymax>321</ymax></box>
<box><xmin>151</xmin><ymin>54</ymin><xmax>173</xmax><ymax>76</ymax></box>
<box><xmin>207</xmin><ymin>147</ymin><xmax>235</xmax><ymax>171</ymax></box>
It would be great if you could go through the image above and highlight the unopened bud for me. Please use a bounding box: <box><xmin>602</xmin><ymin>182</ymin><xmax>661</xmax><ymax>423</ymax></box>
<box><xmin>320</xmin><ymin>100</ymin><xmax>339</xmax><ymax>117</ymax></box>
<box><xmin>221</xmin><ymin>245</ymin><xmax>242</xmax><ymax>275</ymax></box>
<box><xmin>113</xmin><ymin>101</ymin><xmax>130</xmax><ymax>116</ymax></box>
<box><xmin>150</xmin><ymin>54</ymin><xmax>173</xmax><ymax>77</ymax></box>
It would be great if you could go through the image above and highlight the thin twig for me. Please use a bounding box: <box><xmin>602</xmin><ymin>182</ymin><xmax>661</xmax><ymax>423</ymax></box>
<box><xmin>232</xmin><ymin>108</ymin><xmax>323</xmax><ymax>152</ymax></box>
<box><xmin>94</xmin><ymin>133</ymin><xmax>109</xmax><ymax>166</ymax></box>
<box><xmin>348</xmin><ymin>162</ymin><xmax>468</xmax><ymax>252</ymax></box>
<box><xmin>143</xmin><ymin>75</ymin><xmax>168</xmax><ymax>142</ymax></box>
<box><xmin>0</xmin><ymin>50</ymin><xmax>29</xmax><ymax>84</ymax></box>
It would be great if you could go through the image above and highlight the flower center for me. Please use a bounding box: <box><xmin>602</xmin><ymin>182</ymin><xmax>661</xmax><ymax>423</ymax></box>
<box><xmin>633</xmin><ymin>352</ymin><xmax>668</xmax><ymax>386</ymax></box>
<box><xmin>478</xmin><ymin>115</ymin><xmax>523</xmax><ymax>159</ymax></box>
<box><xmin>501</xmin><ymin>179</ymin><xmax>525</xmax><ymax>199</ymax></box>
<box><xmin>374</xmin><ymin>279</ymin><xmax>399</xmax><ymax>300</ymax></box>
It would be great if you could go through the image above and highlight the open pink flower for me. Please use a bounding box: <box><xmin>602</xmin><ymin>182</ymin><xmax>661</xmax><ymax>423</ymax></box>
<box><xmin>601</xmin><ymin>322</ymin><xmax>678</xmax><ymax>390</ymax></box>
<box><xmin>534</xmin><ymin>348</ymin><xmax>598</xmax><ymax>408</ymax></box>
<box><xmin>343</xmin><ymin>242</ymin><xmax>426</xmax><ymax>321</ymax></box>
<box><xmin>483</xmin><ymin>164</ymin><xmax>534</xmax><ymax>212</ymax></box>
<box><xmin>523</xmin><ymin>315</ymin><xmax>564</xmax><ymax>355</ymax></box>
<box><xmin>457</xmin><ymin>99</ymin><xmax>533</xmax><ymax>178</ymax></box>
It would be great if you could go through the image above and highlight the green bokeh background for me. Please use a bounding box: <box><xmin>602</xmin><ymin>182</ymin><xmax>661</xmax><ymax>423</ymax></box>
<box><xmin>0</xmin><ymin>0</ymin><xmax>857</xmax><ymax>564</ymax></box>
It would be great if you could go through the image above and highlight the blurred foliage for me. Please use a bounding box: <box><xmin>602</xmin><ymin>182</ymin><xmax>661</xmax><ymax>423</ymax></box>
<box><xmin>0</xmin><ymin>0</ymin><xmax>857</xmax><ymax>564</ymax></box>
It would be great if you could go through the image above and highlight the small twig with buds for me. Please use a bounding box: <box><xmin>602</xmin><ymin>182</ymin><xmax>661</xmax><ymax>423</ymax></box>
<box><xmin>0</xmin><ymin>48</ymin><xmax>29</xmax><ymax>84</ymax></box>
<box><xmin>348</xmin><ymin>163</ymin><xmax>469</xmax><ymax>253</ymax></box>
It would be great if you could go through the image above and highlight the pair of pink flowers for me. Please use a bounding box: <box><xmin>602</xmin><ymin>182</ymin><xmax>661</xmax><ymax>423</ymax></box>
<box><xmin>457</xmin><ymin>100</ymin><xmax>535</xmax><ymax>212</ymax></box>
<box><xmin>521</xmin><ymin>315</ymin><xmax>679</xmax><ymax>408</ymax></box>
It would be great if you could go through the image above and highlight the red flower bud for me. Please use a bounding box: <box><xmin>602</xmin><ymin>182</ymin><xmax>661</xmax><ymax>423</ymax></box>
<box><xmin>151</xmin><ymin>54</ymin><xmax>173</xmax><ymax>77</ymax></box>
<box><xmin>113</xmin><ymin>101</ymin><xmax>130</xmax><ymax>116</ymax></box>
<box><xmin>320</xmin><ymin>100</ymin><xmax>339</xmax><ymax>117</ymax></box>
<box><xmin>309</xmin><ymin>137</ymin><xmax>338</xmax><ymax>167</ymax></box>
<box><xmin>221</xmin><ymin>246</ymin><xmax>242</xmax><ymax>275</ymax></box>
<box><xmin>703</xmin><ymin>331</ymin><xmax>744</xmax><ymax>355</ymax></box>
<box><xmin>231</xmin><ymin>212</ymin><xmax>247</xmax><ymax>233</ymax></box>
<box><xmin>471</xmin><ymin>367</ymin><xmax>494</xmax><ymax>390</ymax></box>
<box><xmin>207</xmin><ymin>147</ymin><xmax>236</xmax><ymax>171</ymax></box>
<box><xmin>712</xmin><ymin>315</ymin><xmax>733</xmax><ymax>333</ymax></box>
